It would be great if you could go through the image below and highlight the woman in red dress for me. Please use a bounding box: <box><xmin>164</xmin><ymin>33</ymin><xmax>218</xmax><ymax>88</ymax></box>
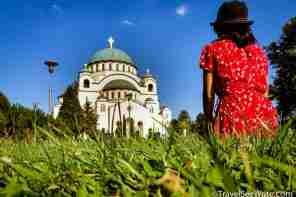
<box><xmin>200</xmin><ymin>1</ymin><xmax>278</xmax><ymax>137</ymax></box>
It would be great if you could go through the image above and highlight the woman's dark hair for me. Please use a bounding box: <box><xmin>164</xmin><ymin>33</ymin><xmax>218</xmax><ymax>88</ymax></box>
<box><xmin>213</xmin><ymin>23</ymin><xmax>256</xmax><ymax>47</ymax></box>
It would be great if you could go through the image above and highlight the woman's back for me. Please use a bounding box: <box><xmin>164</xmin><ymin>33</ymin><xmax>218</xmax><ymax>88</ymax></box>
<box><xmin>200</xmin><ymin>37</ymin><xmax>278</xmax><ymax>136</ymax></box>
<box><xmin>201</xmin><ymin>37</ymin><xmax>268</xmax><ymax>96</ymax></box>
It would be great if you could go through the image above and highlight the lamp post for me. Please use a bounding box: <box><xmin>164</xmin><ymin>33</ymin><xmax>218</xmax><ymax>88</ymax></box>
<box><xmin>44</xmin><ymin>60</ymin><xmax>59</xmax><ymax>115</ymax></box>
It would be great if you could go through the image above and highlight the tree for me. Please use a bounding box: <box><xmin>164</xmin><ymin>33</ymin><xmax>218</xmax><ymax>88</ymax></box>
<box><xmin>177</xmin><ymin>110</ymin><xmax>191</xmax><ymax>136</ymax></box>
<box><xmin>0</xmin><ymin>111</ymin><xmax>7</xmax><ymax>134</ymax></box>
<box><xmin>0</xmin><ymin>91</ymin><xmax>10</xmax><ymax>136</ymax></box>
<box><xmin>169</xmin><ymin>119</ymin><xmax>179</xmax><ymax>131</ymax></box>
<box><xmin>0</xmin><ymin>91</ymin><xmax>10</xmax><ymax>113</ymax></box>
<box><xmin>81</xmin><ymin>101</ymin><xmax>97</xmax><ymax>137</ymax></box>
<box><xmin>0</xmin><ymin>91</ymin><xmax>48</xmax><ymax>139</ymax></box>
<box><xmin>267</xmin><ymin>17</ymin><xmax>296</xmax><ymax>120</ymax></box>
<box><xmin>191</xmin><ymin>113</ymin><xmax>208</xmax><ymax>137</ymax></box>
<box><xmin>58</xmin><ymin>81</ymin><xmax>84</xmax><ymax>134</ymax></box>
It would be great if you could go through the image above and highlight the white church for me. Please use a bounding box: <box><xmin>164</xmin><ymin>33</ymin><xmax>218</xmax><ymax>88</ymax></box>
<box><xmin>54</xmin><ymin>37</ymin><xmax>171</xmax><ymax>137</ymax></box>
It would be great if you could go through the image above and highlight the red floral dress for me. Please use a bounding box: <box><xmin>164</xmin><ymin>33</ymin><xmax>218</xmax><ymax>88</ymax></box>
<box><xmin>200</xmin><ymin>37</ymin><xmax>278</xmax><ymax>137</ymax></box>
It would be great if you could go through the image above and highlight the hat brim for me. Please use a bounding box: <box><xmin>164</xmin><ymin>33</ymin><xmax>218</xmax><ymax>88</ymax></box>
<box><xmin>210</xmin><ymin>19</ymin><xmax>254</xmax><ymax>26</ymax></box>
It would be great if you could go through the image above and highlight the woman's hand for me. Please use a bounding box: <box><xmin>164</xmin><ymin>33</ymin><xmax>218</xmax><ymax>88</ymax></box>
<box><xmin>202</xmin><ymin>70</ymin><xmax>215</xmax><ymax>121</ymax></box>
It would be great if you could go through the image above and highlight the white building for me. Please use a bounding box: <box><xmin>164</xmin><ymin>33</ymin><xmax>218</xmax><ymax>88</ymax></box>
<box><xmin>54</xmin><ymin>37</ymin><xmax>171</xmax><ymax>137</ymax></box>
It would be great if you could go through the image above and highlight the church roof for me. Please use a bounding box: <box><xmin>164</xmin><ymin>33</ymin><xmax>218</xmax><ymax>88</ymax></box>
<box><xmin>103</xmin><ymin>79</ymin><xmax>138</xmax><ymax>91</ymax></box>
<box><xmin>89</xmin><ymin>48</ymin><xmax>135</xmax><ymax>65</ymax></box>
<box><xmin>89</xmin><ymin>37</ymin><xmax>135</xmax><ymax>65</ymax></box>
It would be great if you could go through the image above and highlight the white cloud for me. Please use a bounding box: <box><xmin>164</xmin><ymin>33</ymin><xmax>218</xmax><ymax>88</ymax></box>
<box><xmin>176</xmin><ymin>4</ymin><xmax>188</xmax><ymax>16</ymax></box>
<box><xmin>121</xmin><ymin>20</ymin><xmax>135</xmax><ymax>26</ymax></box>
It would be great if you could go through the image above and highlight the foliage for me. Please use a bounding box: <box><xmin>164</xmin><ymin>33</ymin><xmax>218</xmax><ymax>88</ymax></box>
<box><xmin>170</xmin><ymin>111</ymin><xmax>209</xmax><ymax>138</ymax></box>
<box><xmin>0</xmin><ymin>103</ymin><xmax>48</xmax><ymax>140</ymax></box>
<box><xmin>0</xmin><ymin>91</ymin><xmax>10</xmax><ymax>113</ymax></box>
<box><xmin>191</xmin><ymin>113</ymin><xmax>208</xmax><ymax>137</ymax></box>
<box><xmin>169</xmin><ymin>118</ymin><xmax>179</xmax><ymax>131</ymax></box>
<box><xmin>267</xmin><ymin>16</ymin><xmax>296</xmax><ymax>120</ymax></box>
<box><xmin>58</xmin><ymin>81</ymin><xmax>84</xmax><ymax>135</ymax></box>
<box><xmin>0</xmin><ymin>111</ymin><xmax>7</xmax><ymax>133</ymax></box>
<box><xmin>0</xmin><ymin>121</ymin><xmax>295</xmax><ymax>196</ymax></box>
<box><xmin>80</xmin><ymin>101</ymin><xmax>97</xmax><ymax>137</ymax></box>
<box><xmin>170</xmin><ymin>110</ymin><xmax>192</xmax><ymax>135</ymax></box>
<box><xmin>0</xmin><ymin>91</ymin><xmax>49</xmax><ymax>140</ymax></box>
<box><xmin>0</xmin><ymin>87</ymin><xmax>99</xmax><ymax>140</ymax></box>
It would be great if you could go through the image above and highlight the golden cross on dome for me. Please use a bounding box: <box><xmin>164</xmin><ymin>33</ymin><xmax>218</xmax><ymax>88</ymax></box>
<box><xmin>108</xmin><ymin>37</ymin><xmax>114</xmax><ymax>48</ymax></box>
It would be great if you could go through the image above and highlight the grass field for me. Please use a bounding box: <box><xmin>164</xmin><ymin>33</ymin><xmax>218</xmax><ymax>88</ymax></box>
<box><xmin>0</xmin><ymin>122</ymin><xmax>295</xmax><ymax>197</ymax></box>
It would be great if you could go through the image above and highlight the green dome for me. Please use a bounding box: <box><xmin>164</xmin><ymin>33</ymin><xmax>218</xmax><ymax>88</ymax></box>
<box><xmin>103</xmin><ymin>80</ymin><xmax>137</xmax><ymax>91</ymax></box>
<box><xmin>89</xmin><ymin>48</ymin><xmax>134</xmax><ymax>65</ymax></box>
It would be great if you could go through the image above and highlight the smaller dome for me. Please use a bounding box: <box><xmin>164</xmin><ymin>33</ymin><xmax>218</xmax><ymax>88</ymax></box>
<box><xmin>103</xmin><ymin>80</ymin><xmax>138</xmax><ymax>91</ymax></box>
<box><xmin>143</xmin><ymin>69</ymin><xmax>154</xmax><ymax>78</ymax></box>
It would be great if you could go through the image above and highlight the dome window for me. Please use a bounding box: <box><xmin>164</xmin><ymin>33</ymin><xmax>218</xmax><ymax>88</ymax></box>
<box><xmin>148</xmin><ymin>84</ymin><xmax>153</xmax><ymax>92</ymax></box>
<box><xmin>83</xmin><ymin>79</ymin><xmax>90</xmax><ymax>88</ymax></box>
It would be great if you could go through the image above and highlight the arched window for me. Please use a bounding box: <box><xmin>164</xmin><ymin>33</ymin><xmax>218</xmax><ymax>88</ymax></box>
<box><xmin>96</xmin><ymin>64</ymin><xmax>99</xmax><ymax>72</ymax></box>
<box><xmin>102</xmin><ymin>64</ymin><xmax>105</xmax><ymax>71</ymax></box>
<box><xmin>118</xmin><ymin>92</ymin><xmax>121</xmax><ymax>99</ymax></box>
<box><xmin>123</xmin><ymin>64</ymin><xmax>126</xmax><ymax>72</ymax></box>
<box><xmin>83</xmin><ymin>79</ymin><xmax>90</xmax><ymax>88</ymax></box>
<box><xmin>109</xmin><ymin>64</ymin><xmax>112</xmax><ymax>71</ymax></box>
<box><xmin>148</xmin><ymin>84</ymin><xmax>153</xmax><ymax>92</ymax></box>
<box><xmin>116</xmin><ymin>64</ymin><xmax>119</xmax><ymax>71</ymax></box>
<box><xmin>111</xmin><ymin>92</ymin><xmax>114</xmax><ymax>99</ymax></box>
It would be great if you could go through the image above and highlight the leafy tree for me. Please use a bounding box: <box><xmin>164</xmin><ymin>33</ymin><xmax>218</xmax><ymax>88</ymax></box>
<box><xmin>58</xmin><ymin>81</ymin><xmax>84</xmax><ymax>134</ymax></box>
<box><xmin>0</xmin><ymin>111</ymin><xmax>7</xmax><ymax>133</ymax></box>
<box><xmin>169</xmin><ymin>119</ymin><xmax>179</xmax><ymax>131</ymax></box>
<box><xmin>0</xmin><ymin>91</ymin><xmax>10</xmax><ymax>113</ymax></box>
<box><xmin>81</xmin><ymin>101</ymin><xmax>97</xmax><ymax>137</ymax></box>
<box><xmin>177</xmin><ymin>110</ymin><xmax>191</xmax><ymax>135</ymax></box>
<box><xmin>267</xmin><ymin>17</ymin><xmax>296</xmax><ymax>120</ymax></box>
<box><xmin>3</xmin><ymin>104</ymin><xmax>35</xmax><ymax>139</ymax></box>
<box><xmin>191</xmin><ymin>113</ymin><xmax>208</xmax><ymax>137</ymax></box>
<box><xmin>0</xmin><ymin>91</ymin><xmax>49</xmax><ymax>139</ymax></box>
<box><xmin>0</xmin><ymin>91</ymin><xmax>10</xmax><ymax>135</ymax></box>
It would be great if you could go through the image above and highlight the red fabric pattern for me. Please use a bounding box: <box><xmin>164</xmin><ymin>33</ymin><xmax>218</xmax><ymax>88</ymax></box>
<box><xmin>200</xmin><ymin>37</ymin><xmax>278</xmax><ymax>136</ymax></box>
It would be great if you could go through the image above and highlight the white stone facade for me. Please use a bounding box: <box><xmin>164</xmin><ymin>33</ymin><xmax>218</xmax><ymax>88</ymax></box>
<box><xmin>54</xmin><ymin>38</ymin><xmax>171</xmax><ymax>137</ymax></box>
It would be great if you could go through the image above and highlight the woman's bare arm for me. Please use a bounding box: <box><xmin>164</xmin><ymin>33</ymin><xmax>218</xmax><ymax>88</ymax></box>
<box><xmin>202</xmin><ymin>70</ymin><xmax>215</xmax><ymax>121</ymax></box>
<box><xmin>264</xmin><ymin>75</ymin><xmax>269</xmax><ymax>97</ymax></box>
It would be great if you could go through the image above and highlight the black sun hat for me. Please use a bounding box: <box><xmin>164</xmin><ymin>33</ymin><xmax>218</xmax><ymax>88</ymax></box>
<box><xmin>210</xmin><ymin>0</ymin><xmax>254</xmax><ymax>26</ymax></box>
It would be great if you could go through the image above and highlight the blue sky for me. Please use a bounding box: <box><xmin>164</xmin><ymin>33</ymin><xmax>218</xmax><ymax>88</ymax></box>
<box><xmin>0</xmin><ymin>0</ymin><xmax>295</xmax><ymax>119</ymax></box>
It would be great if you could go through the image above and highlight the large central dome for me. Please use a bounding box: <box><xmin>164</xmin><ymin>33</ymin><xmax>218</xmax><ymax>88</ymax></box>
<box><xmin>89</xmin><ymin>47</ymin><xmax>134</xmax><ymax>65</ymax></box>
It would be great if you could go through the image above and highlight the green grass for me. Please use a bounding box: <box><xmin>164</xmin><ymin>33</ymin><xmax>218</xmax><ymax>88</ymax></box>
<box><xmin>0</xmin><ymin>123</ymin><xmax>295</xmax><ymax>197</ymax></box>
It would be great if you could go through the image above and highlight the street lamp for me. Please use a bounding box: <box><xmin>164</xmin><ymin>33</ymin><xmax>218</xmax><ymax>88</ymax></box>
<box><xmin>44</xmin><ymin>60</ymin><xmax>59</xmax><ymax>115</ymax></box>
